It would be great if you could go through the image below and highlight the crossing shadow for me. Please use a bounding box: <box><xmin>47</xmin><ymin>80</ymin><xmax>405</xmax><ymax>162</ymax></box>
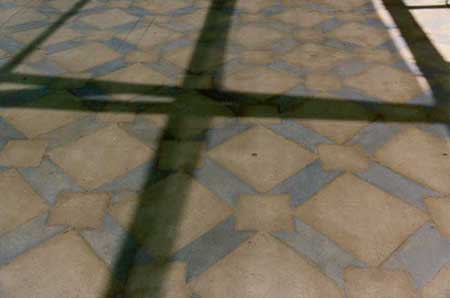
<box><xmin>0</xmin><ymin>0</ymin><xmax>448</xmax><ymax>297</ymax></box>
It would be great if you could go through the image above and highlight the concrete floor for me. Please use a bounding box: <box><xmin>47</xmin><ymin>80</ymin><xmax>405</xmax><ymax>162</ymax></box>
<box><xmin>0</xmin><ymin>0</ymin><xmax>449</xmax><ymax>297</ymax></box>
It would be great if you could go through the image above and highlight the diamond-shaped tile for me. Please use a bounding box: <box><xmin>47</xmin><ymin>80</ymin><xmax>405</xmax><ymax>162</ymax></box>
<box><xmin>296</xmin><ymin>174</ymin><xmax>428</xmax><ymax>266</ymax></box>
<box><xmin>0</xmin><ymin>91</ymin><xmax>83</xmax><ymax>138</ymax></box>
<box><xmin>50</xmin><ymin>43</ymin><xmax>120</xmax><ymax>73</ymax></box>
<box><xmin>0</xmin><ymin>140</ymin><xmax>47</xmax><ymax>168</ymax></box>
<box><xmin>99</xmin><ymin>64</ymin><xmax>171</xmax><ymax>100</ymax></box>
<box><xmin>0</xmin><ymin>169</ymin><xmax>48</xmax><ymax>236</ymax></box>
<box><xmin>305</xmin><ymin>73</ymin><xmax>342</xmax><ymax>92</ymax></box>
<box><xmin>49</xmin><ymin>192</ymin><xmax>110</xmax><ymax>229</ymax></box>
<box><xmin>0</xmin><ymin>232</ymin><xmax>114</xmax><ymax>298</ymax></box>
<box><xmin>190</xmin><ymin>232</ymin><xmax>344</xmax><ymax>298</ymax></box>
<box><xmin>283</xmin><ymin>43</ymin><xmax>350</xmax><ymax>71</ymax></box>
<box><xmin>345</xmin><ymin>65</ymin><xmax>422</xmax><ymax>102</ymax></box>
<box><xmin>344</xmin><ymin>268</ymin><xmax>417</xmax><ymax>298</ymax></box>
<box><xmin>375</xmin><ymin>128</ymin><xmax>450</xmax><ymax>194</ymax></box>
<box><xmin>109</xmin><ymin>173</ymin><xmax>233</xmax><ymax>256</ymax></box>
<box><xmin>236</xmin><ymin>194</ymin><xmax>294</xmax><ymax>232</ymax></box>
<box><xmin>132</xmin><ymin>25</ymin><xmax>181</xmax><ymax>50</ymax></box>
<box><xmin>222</xmin><ymin>66</ymin><xmax>300</xmax><ymax>96</ymax></box>
<box><xmin>231</xmin><ymin>24</ymin><xmax>284</xmax><ymax>49</ymax></box>
<box><xmin>208</xmin><ymin>126</ymin><xmax>316</xmax><ymax>192</ymax></box>
<box><xmin>134</xmin><ymin>0</ymin><xmax>193</xmax><ymax>14</ymax></box>
<box><xmin>274</xmin><ymin>8</ymin><xmax>332</xmax><ymax>27</ymax></box>
<box><xmin>81</xmin><ymin>8</ymin><xmax>138</xmax><ymax>29</ymax></box>
<box><xmin>318</xmin><ymin>144</ymin><xmax>369</xmax><ymax>172</ymax></box>
<box><xmin>49</xmin><ymin>125</ymin><xmax>153</xmax><ymax>190</ymax></box>
<box><xmin>330</xmin><ymin>23</ymin><xmax>390</xmax><ymax>47</ymax></box>
<box><xmin>313</xmin><ymin>0</ymin><xmax>371</xmax><ymax>11</ymax></box>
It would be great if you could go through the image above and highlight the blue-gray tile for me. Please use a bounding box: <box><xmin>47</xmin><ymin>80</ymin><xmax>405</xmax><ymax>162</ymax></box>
<box><xmin>104</xmin><ymin>37</ymin><xmax>137</xmax><ymax>55</ymax></box>
<box><xmin>206</xmin><ymin>120</ymin><xmax>250</xmax><ymax>149</ymax></box>
<box><xmin>175</xmin><ymin>217</ymin><xmax>253</xmax><ymax>281</ymax></box>
<box><xmin>41</xmin><ymin>115</ymin><xmax>106</xmax><ymax>149</ymax></box>
<box><xmin>194</xmin><ymin>158</ymin><xmax>256</xmax><ymax>207</ymax></box>
<box><xmin>356</xmin><ymin>163</ymin><xmax>438</xmax><ymax>210</ymax></box>
<box><xmin>383</xmin><ymin>222</ymin><xmax>450</xmax><ymax>288</ymax></box>
<box><xmin>271</xmin><ymin>160</ymin><xmax>341</xmax><ymax>207</ymax></box>
<box><xmin>269</xmin><ymin>120</ymin><xmax>332</xmax><ymax>152</ymax></box>
<box><xmin>274</xmin><ymin>218</ymin><xmax>366</xmax><ymax>287</ymax></box>
<box><xmin>19</xmin><ymin>159</ymin><xmax>82</xmax><ymax>205</ymax></box>
<box><xmin>88</xmin><ymin>58</ymin><xmax>128</xmax><ymax>77</ymax></box>
<box><xmin>98</xmin><ymin>161</ymin><xmax>166</xmax><ymax>193</ymax></box>
<box><xmin>121</xmin><ymin>118</ymin><xmax>162</xmax><ymax>149</ymax></box>
<box><xmin>0</xmin><ymin>213</ymin><xmax>65</xmax><ymax>266</ymax></box>
<box><xmin>350</xmin><ymin>123</ymin><xmax>400</xmax><ymax>153</ymax></box>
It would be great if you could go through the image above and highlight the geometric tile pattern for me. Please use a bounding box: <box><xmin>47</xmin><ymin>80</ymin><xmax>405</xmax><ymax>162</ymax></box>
<box><xmin>1</xmin><ymin>0</ymin><xmax>449</xmax><ymax>296</ymax></box>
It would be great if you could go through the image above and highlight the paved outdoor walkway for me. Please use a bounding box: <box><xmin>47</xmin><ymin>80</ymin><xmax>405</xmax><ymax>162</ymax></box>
<box><xmin>0</xmin><ymin>0</ymin><xmax>450</xmax><ymax>297</ymax></box>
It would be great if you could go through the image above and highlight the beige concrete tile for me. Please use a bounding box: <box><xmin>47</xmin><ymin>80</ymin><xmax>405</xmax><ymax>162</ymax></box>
<box><xmin>0</xmin><ymin>232</ymin><xmax>114</xmax><ymax>298</ymax></box>
<box><xmin>422</xmin><ymin>260</ymin><xmax>450</xmax><ymax>298</ymax></box>
<box><xmin>49</xmin><ymin>192</ymin><xmax>110</xmax><ymax>229</ymax></box>
<box><xmin>125</xmin><ymin>51</ymin><xmax>158</xmax><ymax>63</ymax></box>
<box><xmin>165</xmin><ymin>46</ymin><xmax>223</xmax><ymax>71</ymax></box>
<box><xmin>283</xmin><ymin>43</ymin><xmax>350</xmax><ymax>71</ymax></box>
<box><xmin>318</xmin><ymin>144</ymin><xmax>369</xmax><ymax>172</ymax></box>
<box><xmin>274</xmin><ymin>8</ymin><xmax>332</xmax><ymax>27</ymax></box>
<box><xmin>296</xmin><ymin>174</ymin><xmax>428</xmax><ymax>266</ymax></box>
<box><xmin>0</xmin><ymin>169</ymin><xmax>48</xmax><ymax>236</ymax></box>
<box><xmin>110</xmin><ymin>173</ymin><xmax>232</xmax><ymax>256</ymax></box>
<box><xmin>126</xmin><ymin>23</ymin><xmax>181</xmax><ymax>51</ymax></box>
<box><xmin>301</xmin><ymin>119</ymin><xmax>368</xmax><ymax>143</ymax></box>
<box><xmin>81</xmin><ymin>8</ymin><xmax>138</xmax><ymax>29</ymax></box>
<box><xmin>49</xmin><ymin>125</ymin><xmax>153</xmax><ymax>190</ymax></box>
<box><xmin>375</xmin><ymin>128</ymin><xmax>450</xmax><ymax>194</ymax></box>
<box><xmin>345</xmin><ymin>268</ymin><xmax>418</xmax><ymax>298</ymax></box>
<box><xmin>345</xmin><ymin>65</ymin><xmax>422</xmax><ymax>103</ymax></box>
<box><xmin>134</xmin><ymin>0</ymin><xmax>193</xmax><ymax>14</ymax></box>
<box><xmin>354</xmin><ymin>48</ymin><xmax>398</xmax><ymax>64</ymax></box>
<box><xmin>208</xmin><ymin>126</ymin><xmax>316</xmax><ymax>192</ymax></box>
<box><xmin>6</xmin><ymin>9</ymin><xmax>47</xmax><ymax>26</ymax></box>
<box><xmin>190</xmin><ymin>232</ymin><xmax>344</xmax><ymax>298</ymax></box>
<box><xmin>99</xmin><ymin>63</ymin><xmax>171</xmax><ymax>101</ymax></box>
<box><xmin>330</xmin><ymin>23</ymin><xmax>390</xmax><ymax>47</ymax></box>
<box><xmin>96</xmin><ymin>111</ymin><xmax>136</xmax><ymax>123</ymax></box>
<box><xmin>306</xmin><ymin>73</ymin><xmax>342</xmax><ymax>92</ymax></box>
<box><xmin>231</xmin><ymin>24</ymin><xmax>284</xmax><ymax>49</ymax></box>
<box><xmin>424</xmin><ymin>197</ymin><xmax>450</xmax><ymax>236</ymax></box>
<box><xmin>236</xmin><ymin>194</ymin><xmax>294</xmax><ymax>232</ymax></box>
<box><xmin>0</xmin><ymin>140</ymin><xmax>47</xmax><ymax>168</ymax></box>
<box><xmin>240</xmin><ymin>50</ymin><xmax>273</xmax><ymax>64</ymax></box>
<box><xmin>223</xmin><ymin>66</ymin><xmax>300</xmax><ymax>96</ymax></box>
<box><xmin>13</xmin><ymin>28</ymin><xmax>81</xmax><ymax>45</ymax></box>
<box><xmin>51</xmin><ymin>43</ymin><xmax>120</xmax><ymax>73</ymax></box>
<box><xmin>236</xmin><ymin>0</ymin><xmax>275</xmax><ymax>13</ymax></box>
<box><xmin>294</xmin><ymin>29</ymin><xmax>326</xmax><ymax>43</ymax></box>
<box><xmin>125</xmin><ymin>262</ymin><xmax>191</xmax><ymax>298</ymax></box>
<box><xmin>308</xmin><ymin>0</ymin><xmax>370</xmax><ymax>11</ymax></box>
<box><xmin>0</xmin><ymin>91</ymin><xmax>84</xmax><ymax>138</ymax></box>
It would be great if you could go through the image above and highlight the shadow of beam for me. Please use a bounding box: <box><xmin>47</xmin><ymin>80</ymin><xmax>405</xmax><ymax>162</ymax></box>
<box><xmin>0</xmin><ymin>0</ymin><xmax>448</xmax><ymax>297</ymax></box>
<box><xmin>103</xmin><ymin>0</ymin><xmax>237</xmax><ymax>297</ymax></box>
